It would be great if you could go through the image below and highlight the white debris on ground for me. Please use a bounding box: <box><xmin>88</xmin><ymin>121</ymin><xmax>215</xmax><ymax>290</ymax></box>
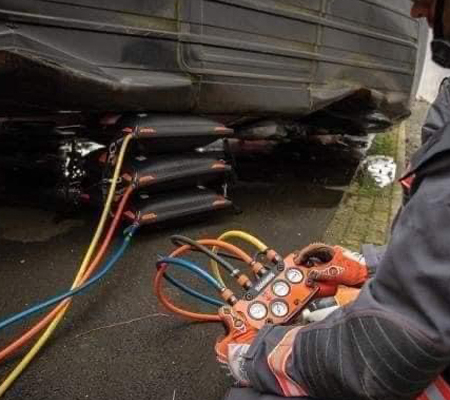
<box><xmin>363</xmin><ymin>156</ymin><xmax>397</xmax><ymax>188</ymax></box>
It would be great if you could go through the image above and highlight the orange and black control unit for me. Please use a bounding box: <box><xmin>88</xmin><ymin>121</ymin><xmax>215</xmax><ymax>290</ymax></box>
<box><xmin>233</xmin><ymin>253</ymin><xmax>321</xmax><ymax>330</ymax></box>
<box><xmin>155</xmin><ymin>235</ymin><xmax>339</xmax><ymax>329</ymax></box>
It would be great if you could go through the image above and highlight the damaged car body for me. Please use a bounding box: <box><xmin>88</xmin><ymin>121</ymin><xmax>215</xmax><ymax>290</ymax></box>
<box><xmin>0</xmin><ymin>0</ymin><xmax>426</xmax><ymax>211</ymax></box>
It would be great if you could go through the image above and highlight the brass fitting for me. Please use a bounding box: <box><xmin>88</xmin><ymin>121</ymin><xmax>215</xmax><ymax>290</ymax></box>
<box><xmin>237</xmin><ymin>274</ymin><xmax>253</xmax><ymax>290</ymax></box>
<box><xmin>221</xmin><ymin>289</ymin><xmax>238</xmax><ymax>305</ymax></box>
<box><xmin>251</xmin><ymin>261</ymin><xmax>267</xmax><ymax>276</ymax></box>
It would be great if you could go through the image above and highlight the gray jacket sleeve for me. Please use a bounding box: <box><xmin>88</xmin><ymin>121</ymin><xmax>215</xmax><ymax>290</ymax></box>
<box><xmin>224</xmin><ymin>388</ymin><xmax>315</xmax><ymax>400</ymax></box>
<box><xmin>244</xmin><ymin>171</ymin><xmax>450</xmax><ymax>400</ymax></box>
<box><xmin>422</xmin><ymin>78</ymin><xmax>450</xmax><ymax>144</ymax></box>
<box><xmin>361</xmin><ymin>244</ymin><xmax>386</xmax><ymax>272</ymax></box>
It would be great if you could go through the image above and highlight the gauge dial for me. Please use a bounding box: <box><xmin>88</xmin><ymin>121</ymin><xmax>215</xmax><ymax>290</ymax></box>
<box><xmin>272</xmin><ymin>281</ymin><xmax>290</xmax><ymax>297</ymax></box>
<box><xmin>271</xmin><ymin>301</ymin><xmax>289</xmax><ymax>318</ymax></box>
<box><xmin>286</xmin><ymin>268</ymin><xmax>304</xmax><ymax>284</ymax></box>
<box><xmin>248</xmin><ymin>302</ymin><xmax>268</xmax><ymax>320</ymax></box>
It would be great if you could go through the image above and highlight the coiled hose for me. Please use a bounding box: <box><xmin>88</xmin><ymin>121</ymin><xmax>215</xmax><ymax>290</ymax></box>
<box><xmin>154</xmin><ymin>239</ymin><xmax>254</xmax><ymax>322</ymax></box>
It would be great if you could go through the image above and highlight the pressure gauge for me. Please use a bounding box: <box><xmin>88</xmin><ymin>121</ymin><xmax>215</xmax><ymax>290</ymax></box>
<box><xmin>272</xmin><ymin>281</ymin><xmax>290</xmax><ymax>297</ymax></box>
<box><xmin>271</xmin><ymin>301</ymin><xmax>289</xmax><ymax>318</ymax></box>
<box><xmin>248</xmin><ymin>302</ymin><xmax>268</xmax><ymax>320</ymax></box>
<box><xmin>286</xmin><ymin>268</ymin><xmax>304</xmax><ymax>284</ymax></box>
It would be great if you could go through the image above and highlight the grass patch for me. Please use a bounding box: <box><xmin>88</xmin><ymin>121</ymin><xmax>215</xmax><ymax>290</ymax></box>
<box><xmin>368</xmin><ymin>129</ymin><xmax>396</xmax><ymax>157</ymax></box>
<box><xmin>357</xmin><ymin>171</ymin><xmax>381</xmax><ymax>196</ymax></box>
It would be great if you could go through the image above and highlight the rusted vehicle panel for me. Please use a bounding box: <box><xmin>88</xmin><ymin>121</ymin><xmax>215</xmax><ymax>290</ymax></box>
<box><xmin>0</xmin><ymin>0</ymin><xmax>423</xmax><ymax>121</ymax></box>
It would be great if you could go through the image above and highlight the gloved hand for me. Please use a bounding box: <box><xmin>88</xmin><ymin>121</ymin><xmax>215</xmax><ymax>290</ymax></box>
<box><xmin>302</xmin><ymin>286</ymin><xmax>361</xmax><ymax>323</ymax></box>
<box><xmin>295</xmin><ymin>243</ymin><xmax>369</xmax><ymax>288</ymax></box>
<box><xmin>215</xmin><ymin>307</ymin><xmax>258</xmax><ymax>387</ymax></box>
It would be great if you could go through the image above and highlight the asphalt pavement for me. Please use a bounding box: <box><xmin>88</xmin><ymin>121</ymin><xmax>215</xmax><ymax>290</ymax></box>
<box><xmin>0</xmin><ymin>144</ymin><xmax>357</xmax><ymax>400</ymax></box>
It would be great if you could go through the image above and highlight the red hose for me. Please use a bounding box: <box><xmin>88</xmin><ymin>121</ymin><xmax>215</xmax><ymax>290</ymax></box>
<box><xmin>0</xmin><ymin>186</ymin><xmax>134</xmax><ymax>362</ymax></box>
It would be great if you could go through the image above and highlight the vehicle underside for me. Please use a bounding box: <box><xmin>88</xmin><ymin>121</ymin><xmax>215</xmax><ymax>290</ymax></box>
<box><xmin>0</xmin><ymin>0</ymin><xmax>426</xmax><ymax>214</ymax></box>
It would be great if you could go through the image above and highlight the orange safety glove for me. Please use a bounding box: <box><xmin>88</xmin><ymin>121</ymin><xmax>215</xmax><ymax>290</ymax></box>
<box><xmin>334</xmin><ymin>285</ymin><xmax>361</xmax><ymax>305</ymax></box>
<box><xmin>295</xmin><ymin>244</ymin><xmax>369</xmax><ymax>288</ymax></box>
<box><xmin>302</xmin><ymin>286</ymin><xmax>361</xmax><ymax>323</ymax></box>
<box><xmin>215</xmin><ymin>307</ymin><xmax>258</xmax><ymax>387</ymax></box>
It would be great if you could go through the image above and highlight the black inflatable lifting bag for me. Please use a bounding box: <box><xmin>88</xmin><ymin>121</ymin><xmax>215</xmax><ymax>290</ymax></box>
<box><xmin>123</xmin><ymin>187</ymin><xmax>232</xmax><ymax>225</ymax></box>
<box><xmin>121</xmin><ymin>153</ymin><xmax>231</xmax><ymax>191</ymax></box>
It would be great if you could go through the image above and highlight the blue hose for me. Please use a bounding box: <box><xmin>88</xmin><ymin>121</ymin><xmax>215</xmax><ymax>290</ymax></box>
<box><xmin>0</xmin><ymin>227</ymin><xmax>136</xmax><ymax>332</ymax></box>
<box><xmin>163</xmin><ymin>273</ymin><xmax>225</xmax><ymax>307</ymax></box>
<box><xmin>156</xmin><ymin>257</ymin><xmax>225</xmax><ymax>307</ymax></box>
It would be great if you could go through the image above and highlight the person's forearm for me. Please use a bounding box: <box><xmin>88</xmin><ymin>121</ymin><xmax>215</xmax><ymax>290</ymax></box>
<box><xmin>421</xmin><ymin>78</ymin><xmax>450</xmax><ymax>144</ymax></box>
<box><xmin>245</xmin><ymin>172</ymin><xmax>450</xmax><ymax>399</ymax></box>
<box><xmin>244</xmin><ymin>285</ymin><xmax>448</xmax><ymax>400</ymax></box>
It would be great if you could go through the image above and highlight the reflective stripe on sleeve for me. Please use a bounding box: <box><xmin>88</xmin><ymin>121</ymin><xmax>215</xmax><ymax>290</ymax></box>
<box><xmin>418</xmin><ymin>377</ymin><xmax>450</xmax><ymax>400</ymax></box>
<box><xmin>267</xmin><ymin>327</ymin><xmax>308</xmax><ymax>397</ymax></box>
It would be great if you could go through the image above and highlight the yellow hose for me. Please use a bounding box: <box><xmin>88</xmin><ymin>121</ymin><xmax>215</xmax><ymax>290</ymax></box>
<box><xmin>0</xmin><ymin>135</ymin><xmax>133</xmax><ymax>397</ymax></box>
<box><xmin>211</xmin><ymin>231</ymin><xmax>268</xmax><ymax>285</ymax></box>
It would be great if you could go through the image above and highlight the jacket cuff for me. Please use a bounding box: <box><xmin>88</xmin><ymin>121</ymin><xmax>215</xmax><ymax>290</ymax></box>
<box><xmin>243</xmin><ymin>326</ymin><xmax>276</xmax><ymax>393</ymax></box>
<box><xmin>362</xmin><ymin>244</ymin><xmax>386</xmax><ymax>276</ymax></box>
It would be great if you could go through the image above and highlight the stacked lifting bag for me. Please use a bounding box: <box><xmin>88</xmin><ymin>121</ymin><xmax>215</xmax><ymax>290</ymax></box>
<box><xmin>86</xmin><ymin>114</ymin><xmax>234</xmax><ymax>226</ymax></box>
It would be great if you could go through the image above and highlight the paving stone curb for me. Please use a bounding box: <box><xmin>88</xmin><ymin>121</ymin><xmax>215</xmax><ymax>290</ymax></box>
<box><xmin>322</xmin><ymin>122</ymin><xmax>406</xmax><ymax>251</ymax></box>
